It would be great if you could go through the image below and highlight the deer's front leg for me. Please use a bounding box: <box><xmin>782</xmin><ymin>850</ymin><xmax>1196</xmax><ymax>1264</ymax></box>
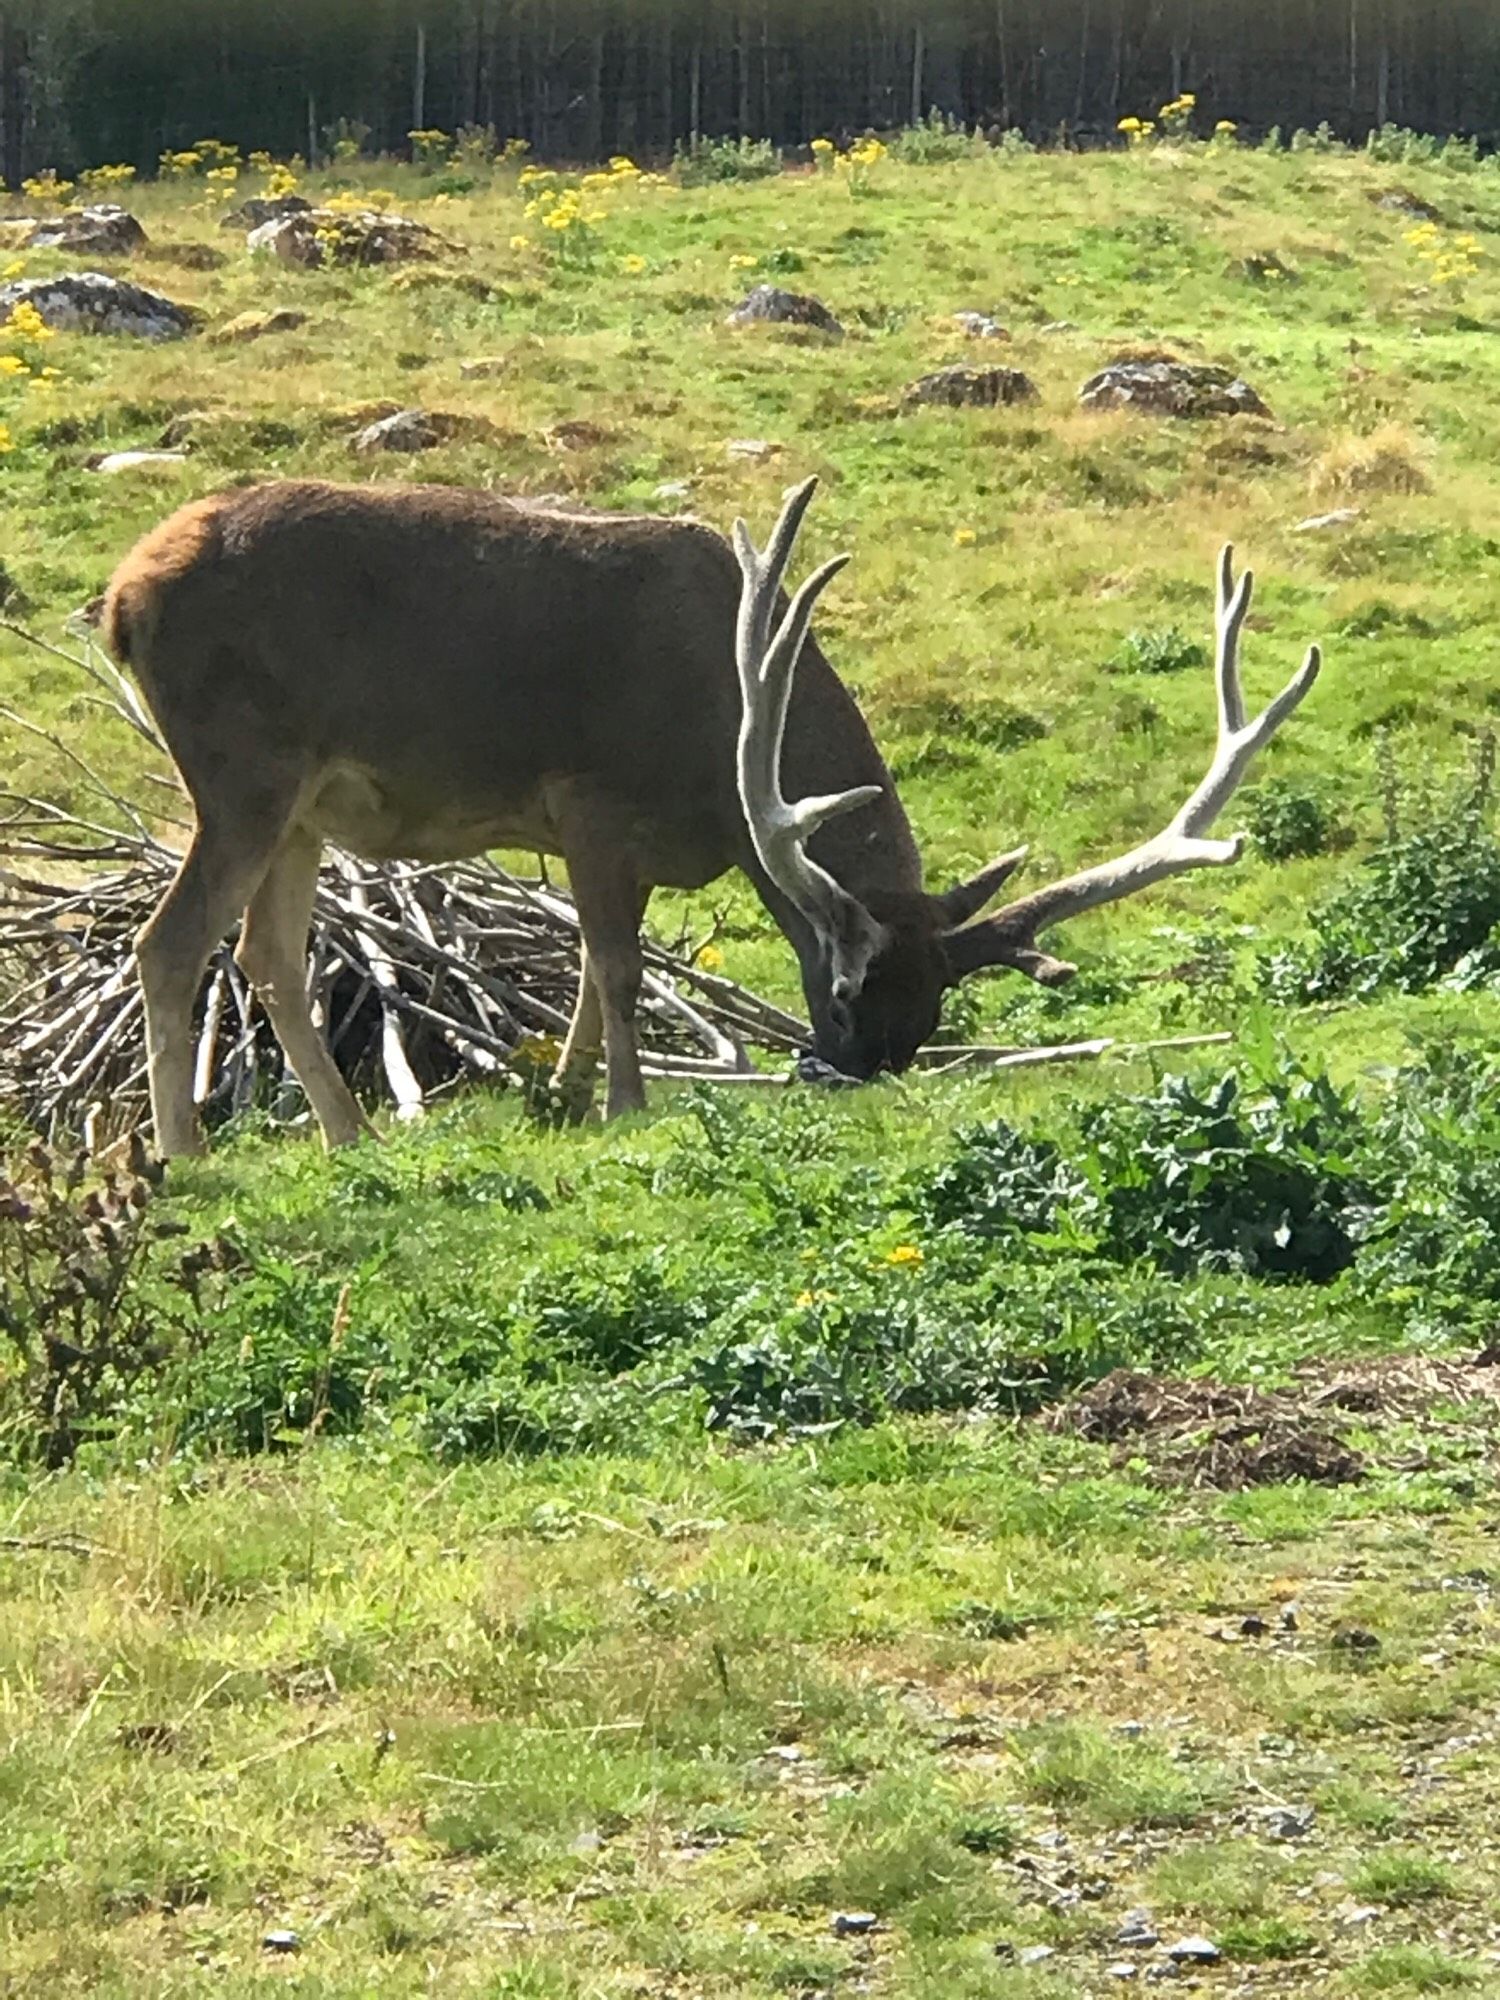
<box><xmin>559</xmin><ymin>836</ymin><xmax>649</xmax><ymax>1121</ymax></box>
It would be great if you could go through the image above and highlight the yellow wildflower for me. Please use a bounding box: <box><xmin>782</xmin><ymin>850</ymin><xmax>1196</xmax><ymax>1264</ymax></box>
<box><xmin>509</xmin><ymin>233</ymin><xmax>533</xmax><ymax>252</ymax></box>
<box><xmin>694</xmin><ymin>942</ymin><xmax>724</xmax><ymax>971</ymax></box>
<box><xmin>729</xmin><ymin>252</ymin><xmax>759</xmax><ymax>270</ymax></box>
<box><xmin>885</xmin><ymin>1244</ymin><xmax>924</xmax><ymax>1268</ymax></box>
<box><xmin>1</xmin><ymin>261</ymin><xmax>21</xmax><ymax>279</ymax></box>
<box><xmin>0</xmin><ymin>423</ymin><xmax>12</xmax><ymax>453</ymax></box>
<box><xmin>1215</xmin><ymin>119</ymin><xmax>1238</xmax><ymax>134</ymax></box>
<box><xmin>621</xmin><ymin>253</ymin><xmax>647</xmax><ymax>275</ymax></box>
<box><xmin>0</xmin><ymin>355</ymin><xmax>26</xmax><ymax>376</ymax></box>
<box><xmin>953</xmin><ymin>526</ymin><xmax>977</xmax><ymax>547</ymax></box>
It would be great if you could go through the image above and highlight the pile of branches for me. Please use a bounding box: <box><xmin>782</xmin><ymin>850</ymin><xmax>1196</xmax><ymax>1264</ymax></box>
<box><xmin>0</xmin><ymin>622</ymin><xmax>806</xmax><ymax>1145</ymax></box>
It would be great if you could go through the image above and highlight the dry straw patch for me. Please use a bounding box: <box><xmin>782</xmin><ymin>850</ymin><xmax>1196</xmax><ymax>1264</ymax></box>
<box><xmin>1310</xmin><ymin>422</ymin><xmax>1433</xmax><ymax>498</ymax></box>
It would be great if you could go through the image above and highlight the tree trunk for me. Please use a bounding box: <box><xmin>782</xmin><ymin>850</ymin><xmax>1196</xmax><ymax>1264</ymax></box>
<box><xmin>412</xmin><ymin>22</ymin><xmax>427</xmax><ymax>133</ymax></box>
<box><xmin>910</xmin><ymin>18</ymin><xmax>924</xmax><ymax>123</ymax></box>
<box><xmin>0</xmin><ymin>16</ymin><xmax>28</xmax><ymax>191</ymax></box>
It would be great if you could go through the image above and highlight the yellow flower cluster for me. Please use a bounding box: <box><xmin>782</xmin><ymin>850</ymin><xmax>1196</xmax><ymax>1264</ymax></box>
<box><xmin>159</xmin><ymin>149</ymin><xmax>203</xmax><ymax>179</ymax></box>
<box><xmin>248</xmin><ymin>151</ymin><xmax>273</xmax><ymax>173</ymax></box>
<box><xmin>0</xmin><ymin>422</ymin><xmax>12</xmax><ymax>454</ymax></box>
<box><xmin>20</xmin><ymin>170</ymin><xmax>73</xmax><ymax>203</ymax></box>
<box><xmin>819</xmin><ymin>133</ymin><xmax>887</xmax><ymax>193</ymax></box>
<box><xmin>0</xmin><ymin>300</ymin><xmax>62</xmax><ymax>402</ymax></box>
<box><xmin>1405</xmin><ymin>221</ymin><xmax>1483</xmax><ymax>290</ymax></box>
<box><xmin>519</xmin><ymin>155</ymin><xmax>664</xmax><ymax>263</ymax></box>
<box><xmin>1158</xmin><ymin>91</ymin><xmax>1197</xmax><ymax>137</ymax></box>
<box><xmin>79</xmin><ymin>162</ymin><xmax>137</xmax><ymax>193</ymax></box>
<box><xmin>266</xmin><ymin>162</ymin><xmax>301</xmax><ymax>199</ymax></box>
<box><xmin>1117</xmin><ymin>115</ymin><xmax>1157</xmax><ymax>146</ymax></box>
<box><xmin>885</xmin><ymin>1243</ymin><xmax>924</xmax><ymax>1267</ymax></box>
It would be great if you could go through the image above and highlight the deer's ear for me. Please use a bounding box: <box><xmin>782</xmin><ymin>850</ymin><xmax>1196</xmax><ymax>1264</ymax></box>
<box><xmin>934</xmin><ymin>847</ymin><xmax>1029</xmax><ymax>931</ymax></box>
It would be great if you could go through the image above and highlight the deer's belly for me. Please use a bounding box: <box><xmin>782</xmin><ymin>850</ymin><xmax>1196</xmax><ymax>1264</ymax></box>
<box><xmin>303</xmin><ymin>764</ymin><xmax>557</xmax><ymax>863</ymax></box>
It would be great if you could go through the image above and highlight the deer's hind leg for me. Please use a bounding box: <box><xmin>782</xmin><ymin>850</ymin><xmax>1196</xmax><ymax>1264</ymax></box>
<box><xmin>136</xmin><ymin>810</ymin><xmax>288</xmax><ymax>1159</ymax></box>
<box><xmin>552</xmin><ymin>856</ymin><xmax>651</xmax><ymax>1123</ymax></box>
<box><xmin>236</xmin><ymin>827</ymin><xmax>371</xmax><ymax>1150</ymax></box>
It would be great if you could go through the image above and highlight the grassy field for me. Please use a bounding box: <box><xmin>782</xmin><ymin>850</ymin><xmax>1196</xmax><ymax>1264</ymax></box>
<box><xmin>4</xmin><ymin>131</ymin><xmax>1500</xmax><ymax>1996</ymax></box>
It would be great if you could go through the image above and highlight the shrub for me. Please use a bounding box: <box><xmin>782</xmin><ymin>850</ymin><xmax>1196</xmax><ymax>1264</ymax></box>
<box><xmin>918</xmin><ymin>1046</ymin><xmax>1369</xmax><ymax>1283</ymax></box>
<box><xmin>891</xmin><ymin>111</ymin><xmax>983</xmax><ymax>165</ymax></box>
<box><xmin>1262</xmin><ymin>738</ymin><xmax>1500</xmax><ymax>1001</ymax></box>
<box><xmin>1109</xmin><ymin>626</ymin><xmax>1208</xmax><ymax>675</ymax></box>
<box><xmin>1310</xmin><ymin>425</ymin><xmax>1431</xmax><ymax>499</ymax></box>
<box><xmin>1244</xmin><ymin>779</ymin><xmax>1335</xmax><ymax>861</ymax></box>
<box><xmin>673</xmin><ymin>134</ymin><xmax>780</xmax><ymax>186</ymax></box>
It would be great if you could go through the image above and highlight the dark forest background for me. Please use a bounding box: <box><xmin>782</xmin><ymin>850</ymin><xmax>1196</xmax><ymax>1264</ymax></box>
<box><xmin>2</xmin><ymin>3</ymin><xmax>1498</xmax><ymax>186</ymax></box>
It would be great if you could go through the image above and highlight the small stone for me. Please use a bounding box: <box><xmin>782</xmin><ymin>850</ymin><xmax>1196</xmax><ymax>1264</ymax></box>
<box><xmin>224</xmin><ymin>193</ymin><xmax>313</xmax><ymax>231</ymax></box>
<box><xmin>1165</xmin><ymin>1936</ymin><xmax>1221</xmax><ymax>1965</ymax></box>
<box><xmin>727</xmin><ymin>283</ymin><xmax>843</xmax><ymax>339</ymax></box>
<box><xmin>1117</xmin><ymin>1915</ymin><xmax>1160</xmax><ymax>1948</ymax></box>
<box><xmin>1240</xmin><ymin>1614</ymin><xmax>1269</xmax><ymax>1638</ymax></box>
<box><xmin>903</xmin><ymin>364</ymin><xmax>1038</xmax><ymax>410</ymax></box>
<box><xmin>1342</xmin><ymin>1904</ymin><xmax>1381</xmax><ymax>1926</ymax></box>
<box><xmin>1107</xmin><ymin>1965</ymin><xmax>1141</xmax><ymax>1983</ymax></box>
<box><xmin>1332</xmin><ymin>1627</ymin><xmax>1381</xmax><ymax>1653</ymax></box>
<box><xmin>727</xmin><ymin>437</ymin><xmax>780</xmax><ymax>460</ymax></box>
<box><xmin>208</xmin><ymin>307</ymin><xmax>308</xmax><ymax>346</ymax></box>
<box><xmin>954</xmin><ymin>310</ymin><xmax>1010</xmax><ymax>339</ymax></box>
<box><xmin>992</xmin><ymin>1939</ymin><xmax>1017</xmax><ymax>1961</ymax></box>
<box><xmin>1260</xmin><ymin>1805</ymin><xmax>1315</xmax><ymax>1841</ymax></box>
<box><xmin>261</xmin><ymin>1930</ymin><xmax>300</xmax><ymax>1954</ymax></box>
<box><xmin>766</xmin><ymin>1743</ymin><xmax>804</xmax><ymax>1763</ymax></box>
<box><xmin>352</xmin><ymin>408</ymin><xmax>441</xmax><ymax>455</ymax></box>
<box><xmin>1115</xmin><ymin>1722</ymin><xmax>1146</xmax><ymax>1740</ymax></box>
<box><xmin>831</xmin><ymin>1910</ymin><xmax>879</xmax><ymax>1936</ymax></box>
<box><xmin>1292</xmin><ymin>508</ymin><xmax>1362</xmax><ymax>534</ymax></box>
<box><xmin>248</xmin><ymin>206</ymin><xmax>448</xmax><ymax>270</ymax></box>
<box><xmin>1281</xmin><ymin>1602</ymin><xmax>1301</xmax><ymax>1630</ymax></box>
<box><xmin>1018</xmin><ymin>1944</ymin><xmax>1055</xmax><ymax>1965</ymax></box>
<box><xmin>568</xmin><ymin>1829</ymin><xmax>604</xmax><ymax>1856</ymax></box>
<box><xmin>1041</xmin><ymin>319</ymin><xmax>1078</xmax><ymax>333</ymax></box>
<box><xmin>86</xmin><ymin>449</ymin><xmax>189</xmax><ymax>474</ymax></box>
<box><xmin>460</xmin><ymin>355</ymin><xmax>509</xmax><ymax>378</ymax></box>
<box><xmin>654</xmin><ymin>479</ymin><xmax>693</xmax><ymax>501</ymax></box>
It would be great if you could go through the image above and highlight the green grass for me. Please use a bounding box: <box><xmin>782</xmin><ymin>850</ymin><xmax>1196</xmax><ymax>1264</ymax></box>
<box><xmin>6</xmin><ymin>134</ymin><xmax>1500</xmax><ymax>1994</ymax></box>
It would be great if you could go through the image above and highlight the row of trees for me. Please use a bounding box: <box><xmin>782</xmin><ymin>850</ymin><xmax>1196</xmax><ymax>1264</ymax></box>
<box><xmin>2</xmin><ymin>1</ymin><xmax>1497</xmax><ymax>183</ymax></box>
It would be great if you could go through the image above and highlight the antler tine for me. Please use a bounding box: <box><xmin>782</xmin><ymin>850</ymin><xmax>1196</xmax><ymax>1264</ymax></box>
<box><xmin>945</xmin><ymin>546</ymin><xmax>1324</xmax><ymax>988</ymax></box>
<box><xmin>1215</xmin><ymin>543</ymin><xmax>1253</xmax><ymax>736</ymax></box>
<box><xmin>732</xmin><ymin>479</ymin><xmax>888</xmax><ymax>1000</ymax></box>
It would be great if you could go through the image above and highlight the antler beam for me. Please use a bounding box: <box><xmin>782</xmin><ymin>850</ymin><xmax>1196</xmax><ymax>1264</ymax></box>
<box><xmin>946</xmin><ymin>546</ymin><xmax>1322</xmax><ymax>985</ymax></box>
<box><xmin>732</xmin><ymin>478</ymin><xmax>889</xmax><ymax>1001</ymax></box>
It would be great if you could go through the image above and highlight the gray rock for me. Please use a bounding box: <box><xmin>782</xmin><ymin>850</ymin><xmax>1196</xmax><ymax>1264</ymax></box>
<box><xmin>1079</xmin><ymin>358</ymin><xmax>1270</xmax><ymax>419</ymax></box>
<box><xmin>0</xmin><ymin>271</ymin><xmax>195</xmax><ymax>341</ymax></box>
<box><xmin>26</xmin><ymin>204</ymin><xmax>146</xmax><ymax>256</ymax></box>
<box><xmin>261</xmin><ymin>1931</ymin><xmax>300</xmax><ymax>1953</ymax></box>
<box><xmin>1292</xmin><ymin>509</ymin><xmax>1361</xmax><ymax>535</ymax></box>
<box><xmin>954</xmin><ymin>310</ymin><xmax>1010</xmax><ymax>339</ymax></box>
<box><xmin>830</xmin><ymin>1911</ymin><xmax>879</xmax><ymax>1936</ymax></box>
<box><xmin>208</xmin><ymin>308</ymin><xmax>308</xmax><ymax>347</ymax></box>
<box><xmin>1018</xmin><ymin>1944</ymin><xmax>1055</xmax><ymax>1965</ymax></box>
<box><xmin>903</xmin><ymin>364</ymin><xmax>1039</xmax><ymax>409</ymax></box>
<box><xmin>1117</xmin><ymin>1915</ymin><xmax>1160</xmax><ymax>1948</ymax></box>
<box><xmin>249</xmin><ymin>207</ymin><xmax>447</xmax><ymax>269</ymax></box>
<box><xmin>352</xmin><ymin>408</ymin><xmax>441</xmax><ymax>454</ymax></box>
<box><xmin>726</xmin><ymin>283</ymin><xmax>843</xmax><ymax>339</ymax></box>
<box><xmin>1108</xmin><ymin>1966</ymin><xmax>1141</xmax><ymax>1983</ymax></box>
<box><xmin>568</xmin><ymin>1829</ymin><xmax>604</xmax><ymax>1856</ymax></box>
<box><xmin>86</xmin><ymin>450</ymin><xmax>189</xmax><ymax>474</ymax></box>
<box><xmin>1165</xmin><ymin>1936</ymin><xmax>1221</xmax><ymax>1964</ymax></box>
<box><xmin>223</xmin><ymin>193</ymin><xmax>313</xmax><ymax>231</ymax></box>
<box><xmin>1260</xmin><ymin>1804</ymin><xmax>1315</xmax><ymax>1841</ymax></box>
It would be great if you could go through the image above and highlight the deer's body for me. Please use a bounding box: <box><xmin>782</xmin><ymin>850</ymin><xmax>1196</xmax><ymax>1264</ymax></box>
<box><xmin>104</xmin><ymin>480</ymin><xmax>932</xmax><ymax>1153</ymax></box>
<box><xmin>104</xmin><ymin>475</ymin><xmax>1321</xmax><ymax>1160</ymax></box>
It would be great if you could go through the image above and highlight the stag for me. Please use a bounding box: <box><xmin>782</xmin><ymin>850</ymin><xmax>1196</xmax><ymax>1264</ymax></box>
<box><xmin>101</xmin><ymin>476</ymin><xmax>1321</xmax><ymax>1158</ymax></box>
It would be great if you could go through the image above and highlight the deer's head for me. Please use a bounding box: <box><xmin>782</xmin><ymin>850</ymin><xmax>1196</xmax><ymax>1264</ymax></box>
<box><xmin>733</xmin><ymin>480</ymin><xmax>1323</xmax><ymax>1080</ymax></box>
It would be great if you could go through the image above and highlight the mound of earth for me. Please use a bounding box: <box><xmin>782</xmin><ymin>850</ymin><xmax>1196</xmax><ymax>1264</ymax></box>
<box><xmin>1044</xmin><ymin>1354</ymin><xmax>1500</xmax><ymax>1490</ymax></box>
<box><xmin>1079</xmin><ymin>357</ymin><xmax>1270</xmax><ymax>418</ymax></box>
<box><xmin>0</xmin><ymin>271</ymin><xmax>195</xmax><ymax>340</ymax></box>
